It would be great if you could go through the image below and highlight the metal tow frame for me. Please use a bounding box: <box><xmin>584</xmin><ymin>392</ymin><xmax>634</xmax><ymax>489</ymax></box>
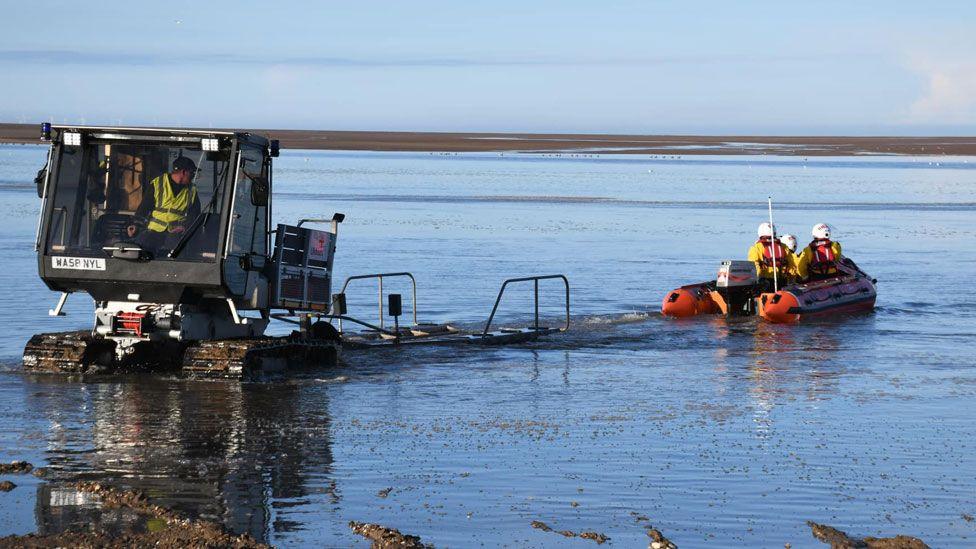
<box><xmin>482</xmin><ymin>275</ymin><xmax>570</xmax><ymax>338</ymax></box>
<box><xmin>337</xmin><ymin>272</ymin><xmax>417</xmax><ymax>331</ymax></box>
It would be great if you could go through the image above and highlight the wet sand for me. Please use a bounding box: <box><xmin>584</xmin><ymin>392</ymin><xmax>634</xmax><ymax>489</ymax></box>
<box><xmin>1</xmin><ymin>122</ymin><xmax>974</xmax><ymax>156</ymax></box>
<box><xmin>0</xmin><ymin>471</ymin><xmax>267</xmax><ymax>548</ymax></box>
<box><xmin>0</xmin><ymin>461</ymin><xmax>932</xmax><ymax>549</ymax></box>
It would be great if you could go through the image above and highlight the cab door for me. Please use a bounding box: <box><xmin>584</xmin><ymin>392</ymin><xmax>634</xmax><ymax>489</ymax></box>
<box><xmin>222</xmin><ymin>145</ymin><xmax>269</xmax><ymax>308</ymax></box>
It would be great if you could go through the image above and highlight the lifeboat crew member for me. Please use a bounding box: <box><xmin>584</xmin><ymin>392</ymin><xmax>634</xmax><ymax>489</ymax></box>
<box><xmin>797</xmin><ymin>223</ymin><xmax>843</xmax><ymax>281</ymax></box>
<box><xmin>748</xmin><ymin>222</ymin><xmax>795</xmax><ymax>288</ymax></box>
<box><xmin>779</xmin><ymin>233</ymin><xmax>802</xmax><ymax>280</ymax></box>
<box><xmin>127</xmin><ymin>157</ymin><xmax>201</xmax><ymax>251</ymax></box>
<box><xmin>779</xmin><ymin>234</ymin><xmax>799</xmax><ymax>259</ymax></box>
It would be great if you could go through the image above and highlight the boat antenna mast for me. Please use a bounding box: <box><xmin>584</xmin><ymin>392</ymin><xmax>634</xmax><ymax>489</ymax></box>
<box><xmin>768</xmin><ymin>196</ymin><xmax>778</xmax><ymax>293</ymax></box>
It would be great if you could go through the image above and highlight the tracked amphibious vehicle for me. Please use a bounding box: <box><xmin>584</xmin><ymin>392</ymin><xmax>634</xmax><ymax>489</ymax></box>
<box><xmin>25</xmin><ymin>124</ymin><xmax>568</xmax><ymax>379</ymax></box>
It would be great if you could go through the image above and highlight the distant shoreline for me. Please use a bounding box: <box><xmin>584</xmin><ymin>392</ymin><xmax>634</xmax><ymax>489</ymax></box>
<box><xmin>1</xmin><ymin>123</ymin><xmax>974</xmax><ymax>156</ymax></box>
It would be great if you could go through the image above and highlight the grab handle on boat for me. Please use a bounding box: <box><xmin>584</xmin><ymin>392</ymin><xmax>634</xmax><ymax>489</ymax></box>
<box><xmin>481</xmin><ymin>275</ymin><xmax>570</xmax><ymax>338</ymax></box>
<box><xmin>338</xmin><ymin>272</ymin><xmax>418</xmax><ymax>330</ymax></box>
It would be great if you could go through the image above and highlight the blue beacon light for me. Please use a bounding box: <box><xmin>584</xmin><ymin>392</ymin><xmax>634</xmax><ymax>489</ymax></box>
<box><xmin>40</xmin><ymin>122</ymin><xmax>52</xmax><ymax>141</ymax></box>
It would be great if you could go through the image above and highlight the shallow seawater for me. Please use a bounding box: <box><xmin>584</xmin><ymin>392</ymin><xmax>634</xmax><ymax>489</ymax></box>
<box><xmin>0</xmin><ymin>146</ymin><xmax>975</xmax><ymax>547</ymax></box>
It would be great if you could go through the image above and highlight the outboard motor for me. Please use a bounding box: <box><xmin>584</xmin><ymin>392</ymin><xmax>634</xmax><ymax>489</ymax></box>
<box><xmin>715</xmin><ymin>260</ymin><xmax>759</xmax><ymax>315</ymax></box>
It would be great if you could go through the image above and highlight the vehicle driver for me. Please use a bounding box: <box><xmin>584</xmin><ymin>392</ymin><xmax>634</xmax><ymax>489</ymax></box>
<box><xmin>748</xmin><ymin>222</ymin><xmax>795</xmax><ymax>289</ymax></box>
<box><xmin>127</xmin><ymin>157</ymin><xmax>201</xmax><ymax>252</ymax></box>
<box><xmin>797</xmin><ymin>223</ymin><xmax>843</xmax><ymax>281</ymax></box>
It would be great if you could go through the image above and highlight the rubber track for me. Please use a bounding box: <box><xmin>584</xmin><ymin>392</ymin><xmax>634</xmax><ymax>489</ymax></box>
<box><xmin>181</xmin><ymin>337</ymin><xmax>340</xmax><ymax>380</ymax></box>
<box><xmin>22</xmin><ymin>331</ymin><xmax>112</xmax><ymax>374</ymax></box>
<box><xmin>23</xmin><ymin>332</ymin><xmax>339</xmax><ymax>379</ymax></box>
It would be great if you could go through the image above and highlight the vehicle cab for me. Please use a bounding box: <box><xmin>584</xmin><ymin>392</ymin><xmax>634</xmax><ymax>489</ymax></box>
<box><xmin>35</xmin><ymin>125</ymin><xmax>274</xmax><ymax>309</ymax></box>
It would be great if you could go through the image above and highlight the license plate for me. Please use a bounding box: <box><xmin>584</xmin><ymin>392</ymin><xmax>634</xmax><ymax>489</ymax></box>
<box><xmin>51</xmin><ymin>256</ymin><xmax>106</xmax><ymax>271</ymax></box>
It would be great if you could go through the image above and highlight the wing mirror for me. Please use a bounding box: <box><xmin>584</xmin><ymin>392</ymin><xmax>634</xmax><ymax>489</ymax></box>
<box><xmin>250</xmin><ymin>175</ymin><xmax>269</xmax><ymax>206</ymax></box>
<box><xmin>35</xmin><ymin>166</ymin><xmax>47</xmax><ymax>198</ymax></box>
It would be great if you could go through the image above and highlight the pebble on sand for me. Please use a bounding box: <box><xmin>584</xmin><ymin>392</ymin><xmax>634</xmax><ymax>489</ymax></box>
<box><xmin>0</xmin><ymin>461</ymin><xmax>33</xmax><ymax>474</ymax></box>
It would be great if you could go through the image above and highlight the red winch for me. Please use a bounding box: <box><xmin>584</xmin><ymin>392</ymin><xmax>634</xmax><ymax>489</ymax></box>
<box><xmin>115</xmin><ymin>312</ymin><xmax>149</xmax><ymax>337</ymax></box>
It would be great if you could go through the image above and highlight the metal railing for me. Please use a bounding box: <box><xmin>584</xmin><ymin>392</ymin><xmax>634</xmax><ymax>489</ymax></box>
<box><xmin>337</xmin><ymin>272</ymin><xmax>418</xmax><ymax>330</ymax></box>
<box><xmin>482</xmin><ymin>275</ymin><xmax>570</xmax><ymax>338</ymax></box>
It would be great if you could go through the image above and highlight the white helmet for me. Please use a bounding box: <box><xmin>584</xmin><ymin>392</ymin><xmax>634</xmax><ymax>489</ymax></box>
<box><xmin>780</xmin><ymin>234</ymin><xmax>797</xmax><ymax>252</ymax></box>
<box><xmin>812</xmin><ymin>223</ymin><xmax>831</xmax><ymax>240</ymax></box>
<box><xmin>757</xmin><ymin>222</ymin><xmax>775</xmax><ymax>238</ymax></box>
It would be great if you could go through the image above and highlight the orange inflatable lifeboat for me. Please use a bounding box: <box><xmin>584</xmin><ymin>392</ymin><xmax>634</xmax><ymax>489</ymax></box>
<box><xmin>758</xmin><ymin>268</ymin><xmax>877</xmax><ymax>323</ymax></box>
<box><xmin>664</xmin><ymin>258</ymin><xmax>876</xmax><ymax>322</ymax></box>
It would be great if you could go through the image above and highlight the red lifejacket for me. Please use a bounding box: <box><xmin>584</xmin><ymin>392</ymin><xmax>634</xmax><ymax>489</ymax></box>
<box><xmin>758</xmin><ymin>237</ymin><xmax>787</xmax><ymax>268</ymax></box>
<box><xmin>808</xmin><ymin>239</ymin><xmax>837</xmax><ymax>275</ymax></box>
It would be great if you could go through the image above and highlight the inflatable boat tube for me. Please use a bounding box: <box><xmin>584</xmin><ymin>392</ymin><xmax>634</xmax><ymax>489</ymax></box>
<box><xmin>662</xmin><ymin>282</ymin><xmax>721</xmax><ymax>318</ymax></box>
<box><xmin>758</xmin><ymin>273</ymin><xmax>877</xmax><ymax>323</ymax></box>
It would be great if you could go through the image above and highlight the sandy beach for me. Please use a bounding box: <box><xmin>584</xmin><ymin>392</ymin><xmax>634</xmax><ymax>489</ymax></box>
<box><xmin>1</xmin><ymin>122</ymin><xmax>974</xmax><ymax>156</ymax></box>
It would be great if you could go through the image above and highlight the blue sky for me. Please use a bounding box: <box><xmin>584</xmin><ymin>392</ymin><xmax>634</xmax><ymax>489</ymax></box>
<box><xmin>2</xmin><ymin>1</ymin><xmax>975</xmax><ymax>134</ymax></box>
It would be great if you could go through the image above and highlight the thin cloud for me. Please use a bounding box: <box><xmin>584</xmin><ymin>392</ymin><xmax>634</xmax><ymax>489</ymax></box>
<box><xmin>907</xmin><ymin>56</ymin><xmax>976</xmax><ymax>123</ymax></box>
<box><xmin>0</xmin><ymin>49</ymin><xmax>826</xmax><ymax>68</ymax></box>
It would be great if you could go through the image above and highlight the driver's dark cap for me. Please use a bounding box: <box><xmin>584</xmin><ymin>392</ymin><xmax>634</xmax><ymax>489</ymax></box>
<box><xmin>173</xmin><ymin>157</ymin><xmax>197</xmax><ymax>173</ymax></box>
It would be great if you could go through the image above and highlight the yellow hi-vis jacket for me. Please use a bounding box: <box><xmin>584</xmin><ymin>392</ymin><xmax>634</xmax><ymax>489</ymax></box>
<box><xmin>797</xmin><ymin>240</ymin><xmax>843</xmax><ymax>280</ymax></box>
<box><xmin>146</xmin><ymin>173</ymin><xmax>198</xmax><ymax>233</ymax></box>
<box><xmin>747</xmin><ymin>239</ymin><xmax>797</xmax><ymax>281</ymax></box>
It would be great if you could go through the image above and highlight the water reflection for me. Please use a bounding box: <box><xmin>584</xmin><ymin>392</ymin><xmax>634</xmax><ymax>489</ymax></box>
<box><xmin>26</xmin><ymin>379</ymin><xmax>333</xmax><ymax>542</ymax></box>
<box><xmin>707</xmin><ymin>318</ymin><xmax>848</xmax><ymax>439</ymax></box>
